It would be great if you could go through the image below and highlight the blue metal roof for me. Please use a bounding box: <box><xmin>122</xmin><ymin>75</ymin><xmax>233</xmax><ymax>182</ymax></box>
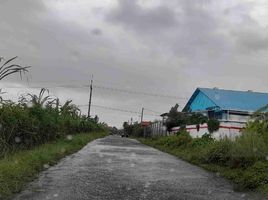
<box><xmin>184</xmin><ymin>88</ymin><xmax>268</xmax><ymax>112</ymax></box>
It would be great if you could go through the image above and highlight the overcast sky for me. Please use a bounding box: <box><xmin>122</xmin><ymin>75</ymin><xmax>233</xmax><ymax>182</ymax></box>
<box><xmin>0</xmin><ymin>0</ymin><xmax>268</xmax><ymax>127</ymax></box>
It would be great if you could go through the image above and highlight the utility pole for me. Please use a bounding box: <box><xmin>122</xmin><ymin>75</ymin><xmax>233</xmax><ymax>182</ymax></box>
<box><xmin>131</xmin><ymin>117</ymin><xmax>133</xmax><ymax>125</ymax></box>
<box><xmin>140</xmin><ymin>107</ymin><xmax>144</xmax><ymax>123</ymax></box>
<box><xmin>87</xmin><ymin>75</ymin><xmax>93</xmax><ymax>118</ymax></box>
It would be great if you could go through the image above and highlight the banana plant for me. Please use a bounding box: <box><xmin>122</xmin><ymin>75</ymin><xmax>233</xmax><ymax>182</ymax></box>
<box><xmin>0</xmin><ymin>56</ymin><xmax>30</xmax><ymax>81</ymax></box>
<box><xmin>0</xmin><ymin>89</ymin><xmax>13</xmax><ymax>105</ymax></box>
<box><xmin>19</xmin><ymin>88</ymin><xmax>55</xmax><ymax>108</ymax></box>
<box><xmin>60</xmin><ymin>100</ymin><xmax>81</xmax><ymax>117</ymax></box>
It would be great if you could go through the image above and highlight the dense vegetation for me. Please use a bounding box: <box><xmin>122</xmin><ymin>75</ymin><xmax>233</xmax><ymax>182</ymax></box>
<box><xmin>139</xmin><ymin>120</ymin><xmax>268</xmax><ymax>195</ymax></box>
<box><xmin>122</xmin><ymin>121</ymin><xmax>143</xmax><ymax>137</ymax></box>
<box><xmin>165</xmin><ymin>104</ymin><xmax>208</xmax><ymax>132</ymax></box>
<box><xmin>0</xmin><ymin>57</ymin><xmax>108</xmax><ymax>198</ymax></box>
<box><xmin>122</xmin><ymin>104</ymin><xmax>219</xmax><ymax>137</ymax></box>
<box><xmin>0</xmin><ymin>132</ymin><xmax>108</xmax><ymax>198</ymax></box>
<box><xmin>0</xmin><ymin>88</ymin><xmax>106</xmax><ymax>157</ymax></box>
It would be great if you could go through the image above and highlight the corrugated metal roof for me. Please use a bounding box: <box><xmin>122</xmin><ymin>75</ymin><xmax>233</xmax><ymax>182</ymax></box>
<box><xmin>197</xmin><ymin>88</ymin><xmax>268</xmax><ymax>112</ymax></box>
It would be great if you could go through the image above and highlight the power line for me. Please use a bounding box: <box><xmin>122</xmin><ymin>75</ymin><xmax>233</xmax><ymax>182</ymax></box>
<box><xmin>2</xmin><ymin>84</ymin><xmax>189</xmax><ymax>100</ymax></box>
<box><xmin>27</xmin><ymin>78</ymin><xmax>192</xmax><ymax>95</ymax></box>
<box><xmin>27</xmin><ymin>80</ymin><xmax>85</xmax><ymax>83</ymax></box>
<box><xmin>77</xmin><ymin>104</ymin><xmax>160</xmax><ymax>117</ymax></box>
<box><xmin>1</xmin><ymin>85</ymin><xmax>88</xmax><ymax>89</ymax></box>
<box><xmin>144</xmin><ymin>108</ymin><xmax>162</xmax><ymax>114</ymax></box>
<box><xmin>93</xmin><ymin>85</ymin><xmax>188</xmax><ymax>100</ymax></box>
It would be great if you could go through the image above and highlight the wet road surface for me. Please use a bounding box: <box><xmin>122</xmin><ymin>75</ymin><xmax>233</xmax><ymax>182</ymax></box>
<box><xmin>14</xmin><ymin>135</ymin><xmax>265</xmax><ymax>200</ymax></box>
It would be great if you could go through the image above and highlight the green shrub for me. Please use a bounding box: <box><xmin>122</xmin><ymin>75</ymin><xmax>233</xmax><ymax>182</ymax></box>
<box><xmin>207</xmin><ymin>119</ymin><xmax>220</xmax><ymax>133</ymax></box>
<box><xmin>0</xmin><ymin>90</ymin><xmax>107</xmax><ymax>158</ymax></box>
<box><xmin>229</xmin><ymin>130</ymin><xmax>268</xmax><ymax>168</ymax></box>
<box><xmin>205</xmin><ymin>139</ymin><xmax>233</xmax><ymax>165</ymax></box>
<box><xmin>156</xmin><ymin>131</ymin><xmax>192</xmax><ymax>148</ymax></box>
<box><xmin>139</xmin><ymin>119</ymin><xmax>268</xmax><ymax>194</ymax></box>
<box><xmin>190</xmin><ymin>133</ymin><xmax>214</xmax><ymax>148</ymax></box>
<box><xmin>240</xmin><ymin>161</ymin><xmax>268</xmax><ymax>189</ymax></box>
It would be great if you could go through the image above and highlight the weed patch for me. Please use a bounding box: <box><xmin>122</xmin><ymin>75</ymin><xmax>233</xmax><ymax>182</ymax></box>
<box><xmin>0</xmin><ymin>132</ymin><xmax>107</xmax><ymax>199</ymax></box>
<box><xmin>138</xmin><ymin>127</ymin><xmax>268</xmax><ymax>196</ymax></box>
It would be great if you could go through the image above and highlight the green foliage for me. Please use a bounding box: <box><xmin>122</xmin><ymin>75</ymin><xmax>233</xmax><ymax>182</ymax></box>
<box><xmin>190</xmin><ymin>133</ymin><xmax>214</xmax><ymax>148</ymax></box>
<box><xmin>205</xmin><ymin>139</ymin><xmax>233</xmax><ymax>165</ymax></box>
<box><xmin>229</xmin><ymin>130</ymin><xmax>268</xmax><ymax>168</ymax></box>
<box><xmin>139</xmin><ymin>120</ymin><xmax>268</xmax><ymax>194</ymax></box>
<box><xmin>187</xmin><ymin>113</ymin><xmax>208</xmax><ymax>125</ymax></box>
<box><xmin>0</xmin><ymin>89</ymin><xmax>107</xmax><ymax>157</ymax></box>
<box><xmin>239</xmin><ymin>161</ymin><xmax>268</xmax><ymax>189</ymax></box>
<box><xmin>123</xmin><ymin>121</ymin><xmax>143</xmax><ymax>137</ymax></box>
<box><xmin>252</xmin><ymin>104</ymin><xmax>268</xmax><ymax>121</ymax></box>
<box><xmin>165</xmin><ymin>104</ymin><xmax>188</xmax><ymax>132</ymax></box>
<box><xmin>173</xmin><ymin>131</ymin><xmax>192</xmax><ymax>147</ymax></box>
<box><xmin>245</xmin><ymin>121</ymin><xmax>268</xmax><ymax>144</ymax></box>
<box><xmin>153</xmin><ymin>131</ymin><xmax>192</xmax><ymax>148</ymax></box>
<box><xmin>207</xmin><ymin>118</ymin><xmax>220</xmax><ymax>133</ymax></box>
<box><xmin>0</xmin><ymin>132</ymin><xmax>108</xmax><ymax>198</ymax></box>
<box><xmin>165</xmin><ymin>104</ymin><xmax>208</xmax><ymax>132</ymax></box>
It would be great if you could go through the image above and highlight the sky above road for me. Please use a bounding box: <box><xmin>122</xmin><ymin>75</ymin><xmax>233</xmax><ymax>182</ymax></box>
<box><xmin>0</xmin><ymin>0</ymin><xmax>268</xmax><ymax>127</ymax></box>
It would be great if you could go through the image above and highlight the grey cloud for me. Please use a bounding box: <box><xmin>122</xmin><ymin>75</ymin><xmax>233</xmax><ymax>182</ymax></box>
<box><xmin>106</xmin><ymin>0</ymin><xmax>228</xmax><ymax>65</ymax></box>
<box><xmin>221</xmin><ymin>3</ymin><xmax>268</xmax><ymax>53</ymax></box>
<box><xmin>233</xmin><ymin>28</ymin><xmax>268</xmax><ymax>53</ymax></box>
<box><xmin>107</xmin><ymin>0</ymin><xmax>177</xmax><ymax>32</ymax></box>
<box><xmin>91</xmin><ymin>28</ymin><xmax>102</xmax><ymax>36</ymax></box>
<box><xmin>1</xmin><ymin>0</ymin><xmax>268</xmax><ymax>127</ymax></box>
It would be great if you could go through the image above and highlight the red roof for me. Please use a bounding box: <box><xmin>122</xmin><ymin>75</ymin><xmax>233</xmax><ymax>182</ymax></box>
<box><xmin>141</xmin><ymin>121</ymin><xmax>151</xmax><ymax>127</ymax></box>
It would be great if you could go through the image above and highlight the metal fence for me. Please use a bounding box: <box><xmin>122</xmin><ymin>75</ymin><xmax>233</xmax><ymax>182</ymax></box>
<box><xmin>143</xmin><ymin>121</ymin><xmax>167</xmax><ymax>137</ymax></box>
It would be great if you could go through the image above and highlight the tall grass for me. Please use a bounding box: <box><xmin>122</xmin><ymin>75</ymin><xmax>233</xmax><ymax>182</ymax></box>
<box><xmin>0</xmin><ymin>88</ymin><xmax>106</xmax><ymax>158</ymax></box>
<box><xmin>0</xmin><ymin>132</ymin><xmax>108</xmax><ymax>198</ymax></box>
<box><xmin>139</xmin><ymin>124</ymin><xmax>268</xmax><ymax>194</ymax></box>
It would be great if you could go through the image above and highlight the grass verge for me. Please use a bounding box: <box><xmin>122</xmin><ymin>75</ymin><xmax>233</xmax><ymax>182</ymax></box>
<box><xmin>0</xmin><ymin>132</ymin><xmax>108</xmax><ymax>199</ymax></box>
<box><xmin>138</xmin><ymin>135</ymin><xmax>268</xmax><ymax>197</ymax></box>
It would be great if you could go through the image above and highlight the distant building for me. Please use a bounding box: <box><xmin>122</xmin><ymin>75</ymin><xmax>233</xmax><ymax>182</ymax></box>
<box><xmin>171</xmin><ymin>88</ymin><xmax>268</xmax><ymax>139</ymax></box>
<box><xmin>182</xmin><ymin>87</ymin><xmax>268</xmax><ymax>123</ymax></box>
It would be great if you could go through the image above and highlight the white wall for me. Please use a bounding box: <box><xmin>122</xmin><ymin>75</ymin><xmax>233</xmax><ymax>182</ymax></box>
<box><xmin>227</xmin><ymin>114</ymin><xmax>250</xmax><ymax>123</ymax></box>
<box><xmin>171</xmin><ymin>122</ymin><xmax>245</xmax><ymax>139</ymax></box>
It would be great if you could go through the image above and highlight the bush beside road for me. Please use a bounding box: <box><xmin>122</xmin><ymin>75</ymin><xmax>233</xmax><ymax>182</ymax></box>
<box><xmin>0</xmin><ymin>132</ymin><xmax>108</xmax><ymax>199</ymax></box>
<box><xmin>138</xmin><ymin>123</ymin><xmax>268</xmax><ymax>196</ymax></box>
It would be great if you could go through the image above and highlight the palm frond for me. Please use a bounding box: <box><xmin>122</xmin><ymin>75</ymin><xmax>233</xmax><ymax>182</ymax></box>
<box><xmin>0</xmin><ymin>56</ymin><xmax>18</xmax><ymax>70</ymax></box>
<box><xmin>0</xmin><ymin>56</ymin><xmax>30</xmax><ymax>81</ymax></box>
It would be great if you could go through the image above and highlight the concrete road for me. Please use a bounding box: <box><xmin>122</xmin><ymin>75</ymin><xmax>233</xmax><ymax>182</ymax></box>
<box><xmin>14</xmin><ymin>135</ymin><xmax>265</xmax><ymax>200</ymax></box>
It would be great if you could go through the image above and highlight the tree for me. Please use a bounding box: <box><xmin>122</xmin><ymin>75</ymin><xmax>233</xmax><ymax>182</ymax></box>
<box><xmin>123</xmin><ymin>121</ymin><xmax>131</xmax><ymax>135</ymax></box>
<box><xmin>207</xmin><ymin>119</ymin><xmax>220</xmax><ymax>134</ymax></box>
<box><xmin>165</xmin><ymin>104</ymin><xmax>187</xmax><ymax>132</ymax></box>
<box><xmin>165</xmin><ymin>104</ymin><xmax>208</xmax><ymax>132</ymax></box>
<box><xmin>187</xmin><ymin>112</ymin><xmax>208</xmax><ymax>125</ymax></box>
<box><xmin>122</xmin><ymin>121</ymin><xmax>143</xmax><ymax>137</ymax></box>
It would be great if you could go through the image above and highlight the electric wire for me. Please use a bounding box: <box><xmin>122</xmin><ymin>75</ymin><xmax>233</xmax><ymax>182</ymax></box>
<box><xmin>77</xmin><ymin>104</ymin><xmax>161</xmax><ymax>117</ymax></box>
<box><xmin>93</xmin><ymin>85</ymin><xmax>187</xmax><ymax>100</ymax></box>
<box><xmin>2</xmin><ymin>84</ymin><xmax>188</xmax><ymax>100</ymax></box>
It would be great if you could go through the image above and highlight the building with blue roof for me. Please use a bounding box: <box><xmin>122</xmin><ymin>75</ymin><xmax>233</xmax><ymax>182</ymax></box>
<box><xmin>183</xmin><ymin>88</ymin><xmax>268</xmax><ymax>123</ymax></box>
